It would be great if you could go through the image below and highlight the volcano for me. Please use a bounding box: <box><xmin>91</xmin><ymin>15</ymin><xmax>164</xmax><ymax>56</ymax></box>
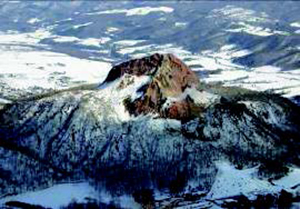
<box><xmin>0</xmin><ymin>53</ymin><xmax>300</xmax><ymax>208</ymax></box>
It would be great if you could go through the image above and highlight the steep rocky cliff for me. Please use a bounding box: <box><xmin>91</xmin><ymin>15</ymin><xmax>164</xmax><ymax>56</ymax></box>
<box><xmin>101</xmin><ymin>53</ymin><xmax>201</xmax><ymax>120</ymax></box>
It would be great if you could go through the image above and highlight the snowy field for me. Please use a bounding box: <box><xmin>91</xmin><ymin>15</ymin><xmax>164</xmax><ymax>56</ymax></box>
<box><xmin>1</xmin><ymin>164</ymin><xmax>300</xmax><ymax>209</ymax></box>
<box><xmin>0</xmin><ymin>31</ymin><xmax>112</xmax><ymax>101</ymax></box>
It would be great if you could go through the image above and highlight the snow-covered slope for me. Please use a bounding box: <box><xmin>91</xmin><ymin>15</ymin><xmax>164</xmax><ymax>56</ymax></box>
<box><xmin>0</xmin><ymin>53</ymin><xmax>299</xmax><ymax>208</ymax></box>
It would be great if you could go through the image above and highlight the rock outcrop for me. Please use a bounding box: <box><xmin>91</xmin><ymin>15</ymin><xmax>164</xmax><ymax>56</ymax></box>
<box><xmin>101</xmin><ymin>53</ymin><xmax>204</xmax><ymax>120</ymax></box>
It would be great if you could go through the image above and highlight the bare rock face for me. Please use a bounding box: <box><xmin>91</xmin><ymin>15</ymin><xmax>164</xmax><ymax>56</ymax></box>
<box><xmin>101</xmin><ymin>53</ymin><xmax>201</xmax><ymax>120</ymax></box>
<box><xmin>103</xmin><ymin>53</ymin><xmax>165</xmax><ymax>81</ymax></box>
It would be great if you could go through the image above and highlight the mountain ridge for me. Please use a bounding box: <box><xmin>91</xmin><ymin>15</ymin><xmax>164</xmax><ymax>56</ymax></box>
<box><xmin>0</xmin><ymin>53</ymin><xmax>300</xmax><ymax>207</ymax></box>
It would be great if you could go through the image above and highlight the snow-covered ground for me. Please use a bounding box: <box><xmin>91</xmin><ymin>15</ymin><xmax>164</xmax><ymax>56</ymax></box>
<box><xmin>0</xmin><ymin>182</ymin><xmax>99</xmax><ymax>209</ymax></box>
<box><xmin>208</xmin><ymin>162</ymin><xmax>278</xmax><ymax>200</ymax></box>
<box><xmin>211</xmin><ymin>5</ymin><xmax>289</xmax><ymax>37</ymax></box>
<box><xmin>0</xmin><ymin>49</ymin><xmax>111</xmax><ymax>87</ymax></box>
<box><xmin>207</xmin><ymin>162</ymin><xmax>300</xmax><ymax>200</ymax></box>
<box><xmin>73</xmin><ymin>22</ymin><xmax>93</xmax><ymax>29</ymax></box>
<box><xmin>291</xmin><ymin>22</ymin><xmax>300</xmax><ymax>28</ymax></box>
<box><xmin>27</xmin><ymin>18</ymin><xmax>41</xmax><ymax>24</ymax></box>
<box><xmin>0</xmin><ymin>182</ymin><xmax>140</xmax><ymax>209</ymax></box>
<box><xmin>1</xmin><ymin>163</ymin><xmax>299</xmax><ymax>209</ymax></box>
<box><xmin>0</xmin><ymin>32</ymin><xmax>111</xmax><ymax>99</ymax></box>
<box><xmin>0</xmin><ymin>30</ymin><xmax>52</xmax><ymax>45</ymax></box>
<box><xmin>210</xmin><ymin>5</ymin><xmax>268</xmax><ymax>23</ymax></box>
<box><xmin>52</xmin><ymin>36</ymin><xmax>111</xmax><ymax>46</ymax></box>
<box><xmin>114</xmin><ymin>39</ymin><xmax>146</xmax><ymax>47</ymax></box>
<box><xmin>226</xmin><ymin>22</ymin><xmax>289</xmax><ymax>37</ymax></box>
<box><xmin>86</xmin><ymin>6</ymin><xmax>174</xmax><ymax>16</ymax></box>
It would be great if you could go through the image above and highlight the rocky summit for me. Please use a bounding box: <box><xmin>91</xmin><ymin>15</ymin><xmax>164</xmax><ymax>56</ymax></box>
<box><xmin>0</xmin><ymin>54</ymin><xmax>300</xmax><ymax>208</ymax></box>
<box><xmin>101</xmin><ymin>53</ymin><xmax>201</xmax><ymax>120</ymax></box>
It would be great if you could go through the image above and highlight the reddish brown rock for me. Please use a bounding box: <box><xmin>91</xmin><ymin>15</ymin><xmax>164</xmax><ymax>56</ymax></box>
<box><xmin>163</xmin><ymin>100</ymin><xmax>205</xmax><ymax>121</ymax></box>
<box><xmin>102</xmin><ymin>53</ymin><xmax>201</xmax><ymax>120</ymax></box>
<box><xmin>102</xmin><ymin>53</ymin><xmax>164</xmax><ymax>83</ymax></box>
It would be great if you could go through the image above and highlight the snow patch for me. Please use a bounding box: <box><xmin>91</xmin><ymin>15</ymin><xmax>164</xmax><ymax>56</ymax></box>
<box><xmin>106</xmin><ymin>27</ymin><xmax>120</xmax><ymax>33</ymax></box>
<box><xmin>0</xmin><ymin>98</ymin><xmax>11</xmax><ymax>104</ymax></box>
<box><xmin>0</xmin><ymin>182</ymin><xmax>99</xmax><ymax>209</ymax></box>
<box><xmin>185</xmin><ymin>87</ymin><xmax>219</xmax><ymax>105</ymax></box>
<box><xmin>175</xmin><ymin>22</ymin><xmax>187</xmax><ymax>27</ymax></box>
<box><xmin>163</xmin><ymin>87</ymin><xmax>219</xmax><ymax>110</ymax></box>
<box><xmin>254</xmin><ymin>66</ymin><xmax>281</xmax><ymax>73</ymax></box>
<box><xmin>27</xmin><ymin>18</ymin><xmax>41</xmax><ymax>24</ymax></box>
<box><xmin>291</xmin><ymin>22</ymin><xmax>300</xmax><ymax>28</ymax></box>
<box><xmin>80</xmin><ymin>37</ymin><xmax>111</xmax><ymax>46</ymax></box>
<box><xmin>87</xmin><ymin>6</ymin><xmax>174</xmax><ymax>16</ymax></box>
<box><xmin>211</xmin><ymin>5</ymin><xmax>268</xmax><ymax>23</ymax></box>
<box><xmin>114</xmin><ymin>40</ymin><xmax>145</xmax><ymax>47</ymax></box>
<box><xmin>0</xmin><ymin>30</ymin><xmax>52</xmax><ymax>45</ymax></box>
<box><xmin>118</xmin><ymin>44</ymin><xmax>156</xmax><ymax>55</ymax></box>
<box><xmin>226</xmin><ymin>22</ymin><xmax>289</xmax><ymax>37</ymax></box>
<box><xmin>274</xmin><ymin>167</ymin><xmax>300</xmax><ymax>189</ymax></box>
<box><xmin>208</xmin><ymin>162</ymin><xmax>279</xmax><ymax>200</ymax></box>
<box><xmin>73</xmin><ymin>22</ymin><xmax>93</xmax><ymax>29</ymax></box>
<box><xmin>97</xmin><ymin>191</ymin><xmax>140</xmax><ymax>209</ymax></box>
<box><xmin>52</xmin><ymin>36</ymin><xmax>110</xmax><ymax>46</ymax></box>
<box><xmin>53</xmin><ymin>36</ymin><xmax>80</xmax><ymax>43</ymax></box>
<box><xmin>98</xmin><ymin>75</ymin><xmax>152</xmax><ymax>121</ymax></box>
